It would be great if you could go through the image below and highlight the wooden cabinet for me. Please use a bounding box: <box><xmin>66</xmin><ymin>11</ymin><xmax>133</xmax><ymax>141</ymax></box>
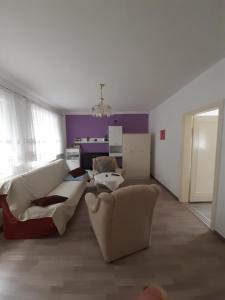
<box><xmin>122</xmin><ymin>134</ymin><xmax>151</xmax><ymax>179</ymax></box>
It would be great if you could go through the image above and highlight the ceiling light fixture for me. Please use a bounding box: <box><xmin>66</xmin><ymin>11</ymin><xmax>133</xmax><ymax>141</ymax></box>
<box><xmin>92</xmin><ymin>83</ymin><xmax>111</xmax><ymax>117</ymax></box>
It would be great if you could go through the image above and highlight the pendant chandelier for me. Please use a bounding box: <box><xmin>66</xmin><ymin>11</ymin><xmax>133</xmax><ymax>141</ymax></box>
<box><xmin>92</xmin><ymin>83</ymin><xmax>112</xmax><ymax>117</ymax></box>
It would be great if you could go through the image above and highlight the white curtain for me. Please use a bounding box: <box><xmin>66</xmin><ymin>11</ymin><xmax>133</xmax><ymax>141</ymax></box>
<box><xmin>0</xmin><ymin>89</ymin><xmax>28</xmax><ymax>178</ymax></box>
<box><xmin>30</xmin><ymin>103</ymin><xmax>64</xmax><ymax>166</ymax></box>
<box><xmin>0</xmin><ymin>88</ymin><xmax>65</xmax><ymax>181</ymax></box>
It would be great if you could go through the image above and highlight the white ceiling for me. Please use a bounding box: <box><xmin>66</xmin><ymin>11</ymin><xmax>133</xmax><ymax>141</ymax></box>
<box><xmin>0</xmin><ymin>0</ymin><xmax>224</xmax><ymax>113</ymax></box>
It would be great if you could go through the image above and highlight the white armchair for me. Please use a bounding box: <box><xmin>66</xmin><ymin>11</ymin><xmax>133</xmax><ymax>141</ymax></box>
<box><xmin>85</xmin><ymin>184</ymin><xmax>160</xmax><ymax>262</ymax></box>
<box><xmin>92</xmin><ymin>156</ymin><xmax>125</xmax><ymax>176</ymax></box>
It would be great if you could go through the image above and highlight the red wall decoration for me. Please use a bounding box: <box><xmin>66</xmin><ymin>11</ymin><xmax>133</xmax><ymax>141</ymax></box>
<box><xmin>160</xmin><ymin>129</ymin><xmax>166</xmax><ymax>140</ymax></box>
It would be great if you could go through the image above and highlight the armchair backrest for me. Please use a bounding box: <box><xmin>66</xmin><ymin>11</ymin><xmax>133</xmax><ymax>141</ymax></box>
<box><xmin>111</xmin><ymin>184</ymin><xmax>158</xmax><ymax>225</ymax></box>
<box><xmin>92</xmin><ymin>156</ymin><xmax>118</xmax><ymax>173</ymax></box>
<box><xmin>110</xmin><ymin>184</ymin><xmax>159</xmax><ymax>248</ymax></box>
<box><xmin>87</xmin><ymin>184</ymin><xmax>160</xmax><ymax>261</ymax></box>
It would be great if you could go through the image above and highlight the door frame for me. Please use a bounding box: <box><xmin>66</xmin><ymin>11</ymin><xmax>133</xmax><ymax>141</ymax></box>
<box><xmin>180</xmin><ymin>101</ymin><xmax>224</xmax><ymax>230</ymax></box>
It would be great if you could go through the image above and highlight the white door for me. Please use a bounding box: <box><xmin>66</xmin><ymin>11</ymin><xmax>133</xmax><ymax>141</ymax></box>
<box><xmin>123</xmin><ymin>134</ymin><xmax>150</xmax><ymax>179</ymax></box>
<box><xmin>189</xmin><ymin>115</ymin><xmax>218</xmax><ymax>202</ymax></box>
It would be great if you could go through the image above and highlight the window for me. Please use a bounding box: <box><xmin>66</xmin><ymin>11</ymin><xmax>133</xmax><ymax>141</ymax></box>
<box><xmin>0</xmin><ymin>88</ymin><xmax>65</xmax><ymax>180</ymax></box>
<box><xmin>30</xmin><ymin>103</ymin><xmax>64</xmax><ymax>165</ymax></box>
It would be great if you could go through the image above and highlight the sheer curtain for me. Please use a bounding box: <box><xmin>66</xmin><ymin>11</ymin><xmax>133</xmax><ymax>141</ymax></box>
<box><xmin>0</xmin><ymin>87</ymin><xmax>65</xmax><ymax>181</ymax></box>
<box><xmin>30</xmin><ymin>103</ymin><xmax>64</xmax><ymax>166</ymax></box>
<box><xmin>0</xmin><ymin>89</ymin><xmax>28</xmax><ymax>178</ymax></box>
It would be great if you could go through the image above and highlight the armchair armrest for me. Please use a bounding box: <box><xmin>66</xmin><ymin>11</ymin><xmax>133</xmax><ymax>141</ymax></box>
<box><xmin>93</xmin><ymin>170</ymin><xmax>99</xmax><ymax>176</ymax></box>
<box><xmin>115</xmin><ymin>168</ymin><xmax>125</xmax><ymax>176</ymax></box>
<box><xmin>149</xmin><ymin>184</ymin><xmax>161</xmax><ymax>195</ymax></box>
<box><xmin>85</xmin><ymin>192</ymin><xmax>114</xmax><ymax>213</ymax></box>
<box><xmin>85</xmin><ymin>193</ymin><xmax>100</xmax><ymax>213</ymax></box>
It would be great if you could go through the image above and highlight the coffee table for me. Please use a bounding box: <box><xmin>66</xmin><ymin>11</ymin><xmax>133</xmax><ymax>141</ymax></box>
<box><xmin>94</xmin><ymin>172</ymin><xmax>125</xmax><ymax>192</ymax></box>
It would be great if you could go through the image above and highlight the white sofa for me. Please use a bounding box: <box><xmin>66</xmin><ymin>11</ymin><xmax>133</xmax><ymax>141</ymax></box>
<box><xmin>1</xmin><ymin>159</ymin><xmax>87</xmax><ymax>237</ymax></box>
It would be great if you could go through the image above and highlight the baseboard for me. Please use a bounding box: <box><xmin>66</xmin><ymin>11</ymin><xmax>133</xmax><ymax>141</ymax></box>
<box><xmin>187</xmin><ymin>204</ymin><xmax>211</xmax><ymax>228</ymax></box>
<box><xmin>150</xmin><ymin>175</ymin><xmax>179</xmax><ymax>200</ymax></box>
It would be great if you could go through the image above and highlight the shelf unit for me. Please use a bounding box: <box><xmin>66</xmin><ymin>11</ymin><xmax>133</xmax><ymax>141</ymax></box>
<box><xmin>75</xmin><ymin>141</ymin><xmax>108</xmax><ymax>144</ymax></box>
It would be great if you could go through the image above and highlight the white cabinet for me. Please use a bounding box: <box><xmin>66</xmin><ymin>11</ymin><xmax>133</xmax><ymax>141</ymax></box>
<box><xmin>108</xmin><ymin>126</ymin><xmax>123</xmax><ymax>157</ymax></box>
<box><xmin>65</xmin><ymin>147</ymin><xmax>80</xmax><ymax>170</ymax></box>
<box><xmin>123</xmin><ymin>134</ymin><xmax>151</xmax><ymax>179</ymax></box>
<box><xmin>109</xmin><ymin>126</ymin><xmax>122</xmax><ymax>145</ymax></box>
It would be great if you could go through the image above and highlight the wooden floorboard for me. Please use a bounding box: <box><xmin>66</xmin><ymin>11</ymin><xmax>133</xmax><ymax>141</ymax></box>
<box><xmin>0</xmin><ymin>179</ymin><xmax>225</xmax><ymax>300</ymax></box>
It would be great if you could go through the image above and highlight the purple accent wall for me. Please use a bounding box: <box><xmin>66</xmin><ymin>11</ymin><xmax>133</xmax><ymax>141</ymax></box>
<box><xmin>66</xmin><ymin>114</ymin><xmax>149</xmax><ymax>152</ymax></box>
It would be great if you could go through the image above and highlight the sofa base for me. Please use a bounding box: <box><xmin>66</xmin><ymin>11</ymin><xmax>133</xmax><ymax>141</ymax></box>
<box><xmin>0</xmin><ymin>195</ymin><xmax>58</xmax><ymax>240</ymax></box>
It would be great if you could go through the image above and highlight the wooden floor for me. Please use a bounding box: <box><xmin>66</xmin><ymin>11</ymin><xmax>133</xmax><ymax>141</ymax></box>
<box><xmin>0</xmin><ymin>179</ymin><xmax>225</xmax><ymax>300</ymax></box>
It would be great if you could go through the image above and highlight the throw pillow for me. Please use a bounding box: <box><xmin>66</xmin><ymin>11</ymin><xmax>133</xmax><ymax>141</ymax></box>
<box><xmin>31</xmin><ymin>195</ymin><xmax>68</xmax><ymax>207</ymax></box>
<box><xmin>97</xmin><ymin>160</ymin><xmax>115</xmax><ymax>173</ymax></box>
<box><xmin>69</xmin><ymin>167</ymin><xmax>86</xmax><ymax>178</ymax></box>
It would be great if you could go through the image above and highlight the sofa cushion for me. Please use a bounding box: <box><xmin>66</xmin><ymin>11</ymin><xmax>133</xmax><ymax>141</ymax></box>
<box><xmin>22</xmin><ymin>159</ymin><xmax>69</xmax><ymax>198</ymax></box>
<box><xmin>47</xmin><ymin>181</ymin><xmax>85</xmax><ymax>203</ymax></box>
<box><xmin>31</xmin><ymin>195</ymin><xmax>68</xmax><ymax>207</ymax></box>
<box><xmin>22</xmin><ymin>180</ymin><xmax>87</xmax><ymax>234</ymax></box>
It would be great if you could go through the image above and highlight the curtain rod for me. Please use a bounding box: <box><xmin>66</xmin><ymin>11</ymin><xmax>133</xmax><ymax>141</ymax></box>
<box><xmin>0</xmin><ymin>82</ymin><xmax>29</xmax><ymax>101</ymax></box>
<box><xmin>0</xmin><ymin>82</ymin><xmax>63</xmax><ymax>115</ymax></box>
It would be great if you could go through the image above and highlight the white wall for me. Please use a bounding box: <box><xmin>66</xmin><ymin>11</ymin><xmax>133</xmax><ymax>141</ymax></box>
<box><xmin>149</xmin><ymin>58</ymin><xmax>225</xmax><ymax>237</ymax></box>
<box><xmin>215</xmin><ymin>107</ymin><xmax>225</xmax><ymax>237</ymax></box>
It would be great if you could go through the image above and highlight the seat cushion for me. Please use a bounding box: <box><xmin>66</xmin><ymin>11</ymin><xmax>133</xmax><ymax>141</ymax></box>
<box><xmin>21</xmin><ymin>180</ymin><xmax>86</xmax><ymax>235</ymax></box>
<box><xmin>47</xmin><ymin>181</ymin><xmax>85</xmax><ymax>200</ymax></box>
<box><xmin>22</xmin><ymin>159</ymin><xmax>69</xmax><ymax>198</ymax></box>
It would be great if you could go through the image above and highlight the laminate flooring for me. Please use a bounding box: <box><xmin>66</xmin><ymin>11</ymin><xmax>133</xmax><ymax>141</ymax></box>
<box><xmin>189</xmin><ymin>203</ymin><xmax>212</xmax><ymax>220</ymax></box>
<box><xmin>188</xmin><ymin>203</ymin><xmax>212</xmax><ymax>227</ymax></box>
<box><xmin>0</xmin><ymin>179</ymin><xmax>225</xmax><ymax>300</ymax></box>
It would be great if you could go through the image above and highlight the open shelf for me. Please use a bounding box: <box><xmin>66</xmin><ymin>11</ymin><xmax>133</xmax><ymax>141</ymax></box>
<box><xmin>75</xmin><ymin>141</ymin><xmax>108</xmax><ymax>144</ymax></box>
<box><xmin>109</xmin><ymin>153</ymin><xmax>122</xmax><ymax>157</ymax></box>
